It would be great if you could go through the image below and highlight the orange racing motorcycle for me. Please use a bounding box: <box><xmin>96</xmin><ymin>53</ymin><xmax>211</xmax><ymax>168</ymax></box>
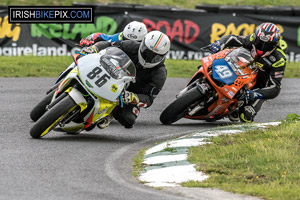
<box><xmin>160</xmin><ymin>47</ymin><xmax>258</xmax><ymax>125</ymax></box>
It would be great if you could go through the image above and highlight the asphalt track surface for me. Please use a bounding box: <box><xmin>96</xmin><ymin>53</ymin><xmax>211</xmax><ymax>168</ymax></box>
<box><xmin>0</xmin><ymin>77</ymin><xmax>299</xmax><ymax>200</ymax></box>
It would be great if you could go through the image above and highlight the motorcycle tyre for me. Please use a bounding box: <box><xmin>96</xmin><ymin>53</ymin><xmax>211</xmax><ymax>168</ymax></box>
<box><xmin>30</xmin><ymin>90</ymin><xmax>54</xmax><ymax>122</ymax></box>
<box><xmin>160</xmin><ymin>87</ymin><xmax>203</xmax><ymax>125</ymax></box>
<box><xmin>30</xmin><ymin>95</ymin><xmax>77</xmax><ymax>139</ymax></box>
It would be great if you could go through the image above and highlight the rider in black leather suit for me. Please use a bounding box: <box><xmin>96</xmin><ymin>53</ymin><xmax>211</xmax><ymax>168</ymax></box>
<box><xmin>209</xmin><ymin>22</ymin><xmax>288</xmax><ymax>122</ymax></box>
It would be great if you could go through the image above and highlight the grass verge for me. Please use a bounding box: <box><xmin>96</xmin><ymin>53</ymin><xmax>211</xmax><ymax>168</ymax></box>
<box><xmin>132</xmin><ymin>147</ymin><xmax>148</xmax><ymax>178</ymax></box>
<box><xmin>1</xmin><ymin>56</ymin><xmax>72</xmax><ymax>77</ymax></box>
<box><xmin>185</xmin><ymin>121</ymin><xmax>300</xmax><ymax>200</ymax></box>
<box><xmin>1</xmin><ymin>56</ymin><xmax>299</xmax><ymax>78</ymax></box>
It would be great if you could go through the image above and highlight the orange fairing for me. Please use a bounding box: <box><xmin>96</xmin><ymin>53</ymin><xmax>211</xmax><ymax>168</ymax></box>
<box><xmin>72</xmin><ymin>54</ymin><xmax>80</xmax><ymax>65</ymax></box>
<box><xmin>185</xmin><ymin>48</ymin><xmax>257</xmax><ymax>120</ymax></box>
<box><xmin>187</xmin><ymin>50</ymin><xmax>230</xmax><ymax>86</ymax></box>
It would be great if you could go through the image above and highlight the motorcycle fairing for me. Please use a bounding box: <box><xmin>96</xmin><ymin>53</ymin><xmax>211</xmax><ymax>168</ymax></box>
<box><xmin>78</xmin><ymin>54</ymin><xmax>135</xmax><ymax>102</ymax></box>
<box><xmin>52</xmin><ymin>65</ymin><xmax>118</xmax><ymax>133</ymax></box>
<box><xmin>184</xmin><ymin>48</ymin><xmax>257</xmax><ymax>120</ymax></box>
<box><xmin>212</xmin><ymin>59</ymin><xmax>237</xmax><ymax>85</ymax></box>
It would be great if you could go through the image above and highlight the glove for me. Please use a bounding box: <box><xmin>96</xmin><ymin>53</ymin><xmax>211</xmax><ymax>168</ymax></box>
<box><xmin>122</xmin><ymin>91</ymin><xmax>139</xmax><ymax>105</ymax></box>
<box><xmin>81</xmin><ymin>46</ymin><xmax>98</xmax><ymax>54</ymax></box>
<box><xmin>245</xmin><ymin>90</ymin><xmax>263</xmax><ymax>103</ymax></box>
<box><xmin>79</xmin><ymin>38</ymin><xmax>95</xmax><ymax>47</ymax></box>
<box><xmin>210</xmin><ymin>41</ymin><xmax>221</xmax><ymax>53</ymax></box>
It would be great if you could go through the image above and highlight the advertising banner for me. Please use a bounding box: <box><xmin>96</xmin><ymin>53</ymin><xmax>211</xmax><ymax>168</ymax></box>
<box><xmin>1</xmin><ymin>9</ymin><xmax>300</xmax><ymax>62</ymax></box>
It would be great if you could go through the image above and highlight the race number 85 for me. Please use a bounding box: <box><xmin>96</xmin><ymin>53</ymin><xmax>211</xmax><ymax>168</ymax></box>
<box><xmin>87</xmin><ymin>67</ymin><xmax>111</xmax><ymax>87</ymax></box>
<box><xmin>215</xmin><ymin>65</ymin><xmax>233</xmax><ymax>79</ymax></box>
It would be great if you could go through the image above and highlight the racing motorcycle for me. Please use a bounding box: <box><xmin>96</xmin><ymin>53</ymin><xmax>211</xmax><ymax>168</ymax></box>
<box><xmin>29</xmin><ymin>47</ymin><xmax>136</xmax><ymax>138</ymax></box>
<box><xmin>160</xmin><ymin>47</ymin><xmax>258</xmax><ymax>125</ymax></box>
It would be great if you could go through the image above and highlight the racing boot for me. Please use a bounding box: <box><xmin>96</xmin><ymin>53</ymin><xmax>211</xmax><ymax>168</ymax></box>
<box><xmin>97</xmin><ymin>113</ymin><xmax>114</xmax><ymax>129</ymax></box>
<box><xmin>239</xmin><ymin>105</ymin><xmax>256</xmax><ymax>123</ymax></box>
<box><xmin>228</xmin><ymin>110</ymin><xmax>239</xmax><ymax>122</ymax></box>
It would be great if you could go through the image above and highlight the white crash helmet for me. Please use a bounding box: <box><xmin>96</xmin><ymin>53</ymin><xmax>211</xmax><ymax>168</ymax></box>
<box><xmin>138</xmin><ymin>31</ymin><xmax>171</xmax><ymax>68</ymax></box>
<box><xmin>123</xmin><ymin>21</ymin><xmax>148</xmax><ymax>41</ymax></box>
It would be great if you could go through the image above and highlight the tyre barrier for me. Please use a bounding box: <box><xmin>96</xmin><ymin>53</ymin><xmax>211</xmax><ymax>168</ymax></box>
<box><xmin>256</xmin><ymin>6</ymin><xmax>293</xmax><ymax>16</ymax></box>
<box><xmin>71</xmin><ymin>3</ymin><xmax>300</xmax><ymax>16</ymax></box>
<box><xmin>218</xmin><ymin>5</ymin><xmax>256</xmax><ymax>14</ymax></box>
<box><xmin>195</xmin><ymin>4</ymin><xmax>299</xmax><ymax>16</ymax></box>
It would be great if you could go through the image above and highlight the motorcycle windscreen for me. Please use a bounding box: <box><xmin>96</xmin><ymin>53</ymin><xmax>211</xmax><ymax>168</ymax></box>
<box><xmin>212</xmin><ymin>59</ymin><xmax>238</xmax><ymax>85</ymax></box>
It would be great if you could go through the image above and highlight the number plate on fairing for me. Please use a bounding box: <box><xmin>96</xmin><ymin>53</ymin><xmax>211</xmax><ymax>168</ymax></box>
<box><xmin>78</xmin><ymin>54</ymin><xmax>124</xmax><ymax>102</ymax></box>
<box><xmin>212</xmin><ymin>59</ymin><xmax>237</xmax><ymax>85</ymax></box>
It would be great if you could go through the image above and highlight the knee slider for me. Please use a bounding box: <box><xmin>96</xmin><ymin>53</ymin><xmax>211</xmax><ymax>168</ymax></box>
<box><xmin>116</xmin><ymin>106</ymin><xmax>139</xmax><ymax>128</ymax></box>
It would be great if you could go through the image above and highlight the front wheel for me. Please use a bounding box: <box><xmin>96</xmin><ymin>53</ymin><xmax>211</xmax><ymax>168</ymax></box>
<box><xmin>30</xmin><ymin>82</ymin><xmax>61</xmax><ymax>122</ymax></box>
<box><xmin>160</xmin><ymin>87</ymin><xmax>203</xmax><ymax>125</ymax></box>
<box><xmin>30</xmin><ymin>94</ymin><xmax>77</xmax><ymax>139</ymax></box>
<box><xmin>30</xmin><ymin>90</ymin><xmax>54</xmax><ymax>122</ymax></box>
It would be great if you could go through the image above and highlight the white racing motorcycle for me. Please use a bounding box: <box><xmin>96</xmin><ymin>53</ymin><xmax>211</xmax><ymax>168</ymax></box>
<box><xmin>30</xmin><ymin>47</ymin><xmax>136</xmax><ymax>138</ymax></box>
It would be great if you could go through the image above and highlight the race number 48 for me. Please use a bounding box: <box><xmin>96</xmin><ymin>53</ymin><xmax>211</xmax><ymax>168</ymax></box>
<box><xmin>215</xmin><ymin>65</ymin><xmax>233</xmax><ymax>79</ymax></box>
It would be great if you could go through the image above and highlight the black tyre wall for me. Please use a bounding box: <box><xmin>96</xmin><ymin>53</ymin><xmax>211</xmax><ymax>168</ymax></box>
<box><xmin>30</xmin><ymin>95</ymin><xmax>76</xmax><ymax>139</ymax></box>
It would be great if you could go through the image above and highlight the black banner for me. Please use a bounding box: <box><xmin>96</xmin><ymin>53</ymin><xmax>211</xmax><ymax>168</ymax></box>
<box><xmin>1</xmin><ymin>9</ymin><xmax>300</xmax><ymax>62</ymax></box>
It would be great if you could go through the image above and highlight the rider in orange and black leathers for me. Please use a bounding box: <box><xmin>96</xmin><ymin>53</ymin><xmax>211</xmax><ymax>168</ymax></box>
<box><xmin>209</xmin><ymin>22</ymin><xmax>288</xmax><ymax>122</ymax></box>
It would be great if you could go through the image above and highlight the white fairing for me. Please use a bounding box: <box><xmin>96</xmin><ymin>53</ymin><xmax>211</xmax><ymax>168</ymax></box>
<box><xmin>78</xmin><ymin>54</ymin><xmax>130</xmax><ymax>102</ymax></box>
<box><xmin>68</xmin><ymin>88</ymin><xmax>87</xmax><ymax>105</ymax></box>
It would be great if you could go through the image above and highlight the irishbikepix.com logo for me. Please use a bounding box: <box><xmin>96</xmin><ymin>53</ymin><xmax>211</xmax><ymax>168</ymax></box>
<box><xmin>8</xmin><ymin>6</ymin><xmax>93</xmax><ymax>23</ymax></box>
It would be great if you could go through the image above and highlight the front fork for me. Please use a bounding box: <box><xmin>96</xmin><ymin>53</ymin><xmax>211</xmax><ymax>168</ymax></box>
<box><xmin>177</xmin><ymin>78</ymin><xmax>211</xmax><ymax>98</ymax></box>
<box><xmin>177</xmin><ymin>78</ymin><xmax>213</xmax><ymax>116</ymax></box>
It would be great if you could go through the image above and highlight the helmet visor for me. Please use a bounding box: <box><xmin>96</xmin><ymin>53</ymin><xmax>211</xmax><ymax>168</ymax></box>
<box><xmin>254</xmin><ymin>39</ymin><xmax>276</xmax><ymax>53</ymax></box>
<box><xmin>140</xmin><ymin>40</ymin><xmax>165</xmax><ymax>64</ymax></box>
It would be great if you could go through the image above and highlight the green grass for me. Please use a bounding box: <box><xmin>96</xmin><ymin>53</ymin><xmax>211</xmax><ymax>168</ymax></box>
<box><xmin>284</xmin><ymin>63</ymin><xmax>300</xmax><ymax>78</ymax></box>
<box><xmin>0</xmin><ymin>56</ymin><xmax>299</xmax><ymax>78</ymax></box>
<box><xmin>185</xmin><ymin>121</ymin><xmax>300</xmax><ymax>200</ymax></box>
<box><xmin>2</xmin><ymin>0</ymin><xmax>300</xmax><ymax>8</ymax></box>
<box><xmin>0</xmin><ymin>56</ymin><xmax>72</xmax><ymax>77</ymax></box>
<box><xmin>165</xmin><ymin>59</ymin><xmax>201</xmax><ymax>78</ymax></box>
<box><xmin>132</xmin><ymin>147</ymin><xmax>147</xmax><ymax>178</ymax></box>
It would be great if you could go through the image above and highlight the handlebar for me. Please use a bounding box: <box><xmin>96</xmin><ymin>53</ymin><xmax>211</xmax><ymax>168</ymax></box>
<box><xmin>200</xmin><ymin>44</ymin><xmax>214</xmax><ymax>54</ymax></box>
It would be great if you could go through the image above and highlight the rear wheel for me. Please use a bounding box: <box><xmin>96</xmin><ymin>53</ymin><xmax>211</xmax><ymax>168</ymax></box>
<box><xmin>30</xmin><ymin>94</ymin><xmax>77</xmax><ymax>139</ymax></box>
<box><xmin>160</xmin><ymin>87</ymin><xmax>203</xmax><ymax>125</ymax></box>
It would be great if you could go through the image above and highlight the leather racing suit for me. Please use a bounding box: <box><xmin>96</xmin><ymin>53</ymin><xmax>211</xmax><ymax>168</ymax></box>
<box><xmin>93</xmin><ymin>40</ymin><xmax>167</xmax><ymax>128</ymax></box>
<box><xmin>79</xmin><ymin>32</ymin><xmax>123</xmax><ymax>47</ymax></box>
<box><xmin>216</xmin><ymin>34</ymin><xmax>288</xmax><ymax>122</ymax></box>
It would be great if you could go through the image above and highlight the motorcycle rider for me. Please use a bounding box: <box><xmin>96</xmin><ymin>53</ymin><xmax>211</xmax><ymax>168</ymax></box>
<box><xmin>79</xmin><ymin>20</ymin><xmax>148</xmax><ymax>47</ymax></box>
<box><xmin>209</xmin><ymin>22</ymin><xmax>287</xmax><ymax>122</ymax></box>
<box><xmin>58</xmin><ymin>21</ymin><xmax>148</xmax><ymax>87</ymax></box>
<box><xmin>83</xmin><ymin>30</ymin><xmax>171</xmax><ymax>128</ymax></box>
